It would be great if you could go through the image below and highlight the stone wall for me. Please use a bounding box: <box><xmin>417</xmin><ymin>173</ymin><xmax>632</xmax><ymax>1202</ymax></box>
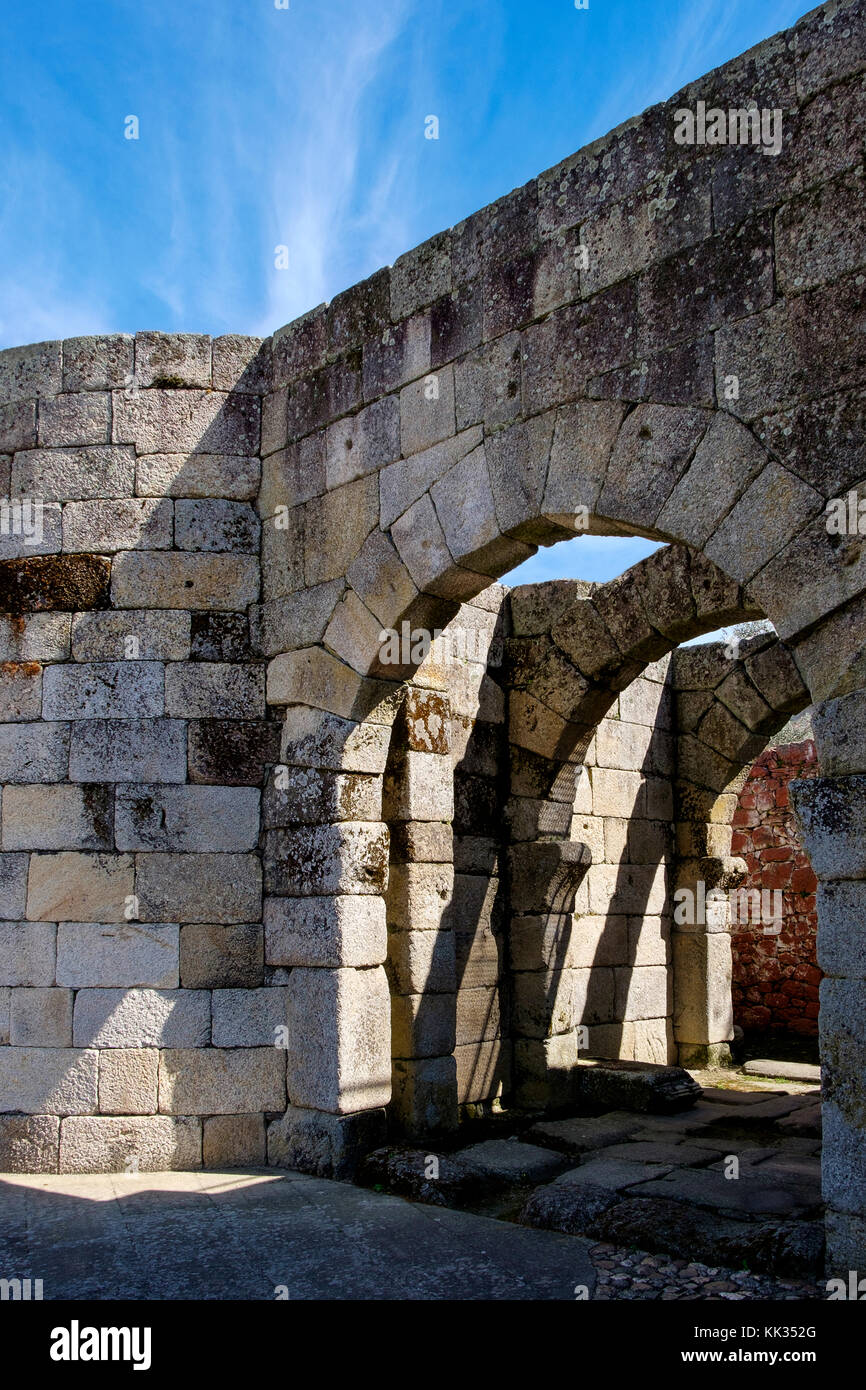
<box><xmin>0</xmin><ymin>333</ymin><xmax>286</xmax><ymax>1173</ymax></box>
<box><xmin>731</xmin><ymin>740</ymin><xmax>820</xmax><ymax>1036</ymax></box>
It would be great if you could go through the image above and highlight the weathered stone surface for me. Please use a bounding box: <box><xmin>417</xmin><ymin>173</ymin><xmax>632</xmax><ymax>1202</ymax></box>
<box><xmin>42</xmin><ymin>661</ymin><xmax>163</xmax><ymax>720</ymax></box>
<box><xmin>98</xmin><ymin>1048</ymin><xmax>159</xmax><ymax>1114</ymax></box>
<box><xmin>0</xmin><ymin>1046</ymin><xmax>97</xmax><ymax>1114</ymax></box>
<box><xmin>73</xmin><ymin>988</ymin><xmax>210</xmax><ymax>1048</ymax></box>
<box><xmin>59</xmin><ymin>1115</ymin><xmax>201</xmax><ymax>1173</ymax></box>
<box><xmin>69</xmin><ymin>719</ymin><xmax>187</xmax><ymax>783</ymax></box>
<box><xmin>12</xmin><ymin>445</ymin><xmax>134</xmax><ymax>499</ymax></box>
<box><xmin>179</xmin><ymin>923</ymin><xmax>263</xmax><ymax>988</ymax></box>
<box><xmin>26</xmin><ymin>852</ymin><xmax>133</xmax><ymax>922</ymax></box>
<box><xmin>211</xmin><ymin>987</ymin><xmax>287</xmax><ymax>1047</ymax></box>
<box><xmin>285</xmin><ymin>966</ymin><xmax>390</xmax><ymax>1113</ymax></box>
<box><xmin>3</xmin><ymin>783</ymin><xmax>113</xmax><ymax>850</ymax></box>
<box><xmin>0</xmin><ymin>1113</ymin><xmax>59</xmax><ymax>1171</ymax></box>
<box><xmin>159</xmin><ymin>1048</ymin><xmax>285</xmax><ymax>1114</ymax></box>
<box><xmin>188</xmin><ymin>718</ymin><xmax>280</xmax><ymax>785</ymax></box>
<box><xmin>136</xmin><ymin>852</ymin><xmax>262</xmax><ymax>923</ymax></box>
<box><xmin>203</xmin><ymin>1113</ymin><xmax>266</xmax><ymax>1167</ymax></box>
<box><xmin>267</xmin><ymin>1104</ymin><xmax>387</xmax><ymax>1179</ymax></box>
<box><xmin>62</xmin><ymin>335</ymin><xmax>133</xmax><ymax>392</ymax></box>
<box><xmin>0</xmin><ymin>554</ymin><xmax>111</xmax><ymax>615</ymax></box>
<box><xmin>265</xmin><ymin>823</ymin><xmax>388</xmax><ymax>896</ymax></box>
<box><xmin>136</xmin><ymin>452</ymin><xmax>260</xmax><ymax>499</ymax></box>
<box><xmin>135</xmin><ymin>332</ymin><xmax>212</xmax><ymax>389</ymax></box>
<box><xmin>63</xmin><ymin>498</ymin><xmax>173</xmax><ymax>552</ymax></box>
<box><xmin>9</xmin><ymin>987</ymin><xmax>73</xmax><ymax>1046</ymax></box>
<box><xmin>116</xmin><ymin>784</ymin><xmax>260</xmax><ymax>852</ymax></box>
<box><xmin>57</xmin><ymin>923</ymin><xmax>179</xmax><ymax>988</ymax></box>
<box><xmin>71</xmin><ymin>610</ymin><xmax>190</xmax><ymax>661</ymax></box>
<box><xmin>265</xmin><ymin>894</ymin><xmax>386</xmax><ymax>968</ymax></box>
<box><xmin>112</xmin><ymin>552</ymin><xmax>260</xmax><ymax>611</ymax></box>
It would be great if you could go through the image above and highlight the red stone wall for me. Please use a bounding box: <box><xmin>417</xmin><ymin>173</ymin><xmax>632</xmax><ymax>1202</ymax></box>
<box><xmin>730</xmin><ymin>741</ymin><xmax>820</xmax><ymax>1036</ymax></box>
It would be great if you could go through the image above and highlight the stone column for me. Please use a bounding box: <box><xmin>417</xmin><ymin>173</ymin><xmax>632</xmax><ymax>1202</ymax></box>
<box><xmin>671</xmin><ymin>855</ymin><xmax>744</xmax><ymax>1068</ymax></box>
<box><xmin>264</xmin><ymin>701</ymin><xmax>393</xmax><ymax>1178</ymax></box>
<box><xmin>383</xmin><ymin>689</ymin><xmax>458</xmax><ymax>1137</ymax></box>
<box><xmin>793</xmin><ymin>689</ymin><xmax>866</xmax><ymax>1270</ymax></box>
<box><xmin>509</xmin><ymin>839</ymin><xmax>591</xmax><ymax>1107</ymax></box>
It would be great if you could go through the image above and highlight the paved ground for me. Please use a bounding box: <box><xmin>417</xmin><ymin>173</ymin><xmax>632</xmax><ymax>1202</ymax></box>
<box><xmin>0</xmin><ymin>1169</ymin><xmax>596</xmax><ymax>1300</ymax></box>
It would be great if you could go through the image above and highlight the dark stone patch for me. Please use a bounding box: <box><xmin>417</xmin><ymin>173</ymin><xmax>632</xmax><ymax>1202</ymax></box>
<box><xmin>188</xmin><ymin>718</ymin><xmax>281</xmax><ymax>785</ymax></box>
<box><xmin>190</xmin><ymin>612</ymin><xmax>252</xmax><ymax>661</ymax></box>
<box><xmin>0</xmin><ymin>554</ymin><xmax>111</xmax><ymax>615</ymax></box>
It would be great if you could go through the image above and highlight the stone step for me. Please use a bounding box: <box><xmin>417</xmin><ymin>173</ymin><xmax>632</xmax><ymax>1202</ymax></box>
<box><xmin>743</xmin><ymin>1059</ymin><xmax>821</xmax><ymax>1084</ymax></box>
<box><xmin>575</xmin><ymin>1059</ymin><xmax>703</xmax><ymax>1114</ymax></box>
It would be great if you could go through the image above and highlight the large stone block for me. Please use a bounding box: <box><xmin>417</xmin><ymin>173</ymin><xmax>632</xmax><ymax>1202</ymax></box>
<box><xmin>59</xmin><ymin>1115</ymin><xmax>202</xmax><ymax>1173</ymax></box>
<box><xmin>263</xmin><ymin>766</ymin><xmax>380</xmax><ymax>826</ymax></box>
<box><xmin>0</xmin><ymin>1046</ymin><xmax>98</xmax><ymax>1114</ymax></box>
<box><xmin>62</xmin><ymin>334</ymin><xmax>133</xmax><ymax>392</ymax></box>
<box><xmin>267</xmin><ymin>1104</ymin><xmax>387</xmax><ymax>1179</ymax></box>
<box><xmin>211</xmin><ymin>987</ymin><xmax>288</xmax><ymax>1047</ymax></box>
<box><xmin>0</xmin><ymin>853</ymin><xmax>29</xmax><ymax>918</ymax></box>
<box><xmin>0</xmin><ymin>923</ymin><xmax>56</xmax><ymax>986</ymax></box>
<box><xmin>174</xmin><ymin>498</ymin><xmax>260</xmax><ymax>553</ymax></box>
<box><xmin>179</xmin><ymin>923</ymin><xmax>264</xmax><ymax>987</ymax></box>
<box><xmin>69</xmin><ymin>719</ymin><xmax>187</xmax><ymax>784</ymax></box>
<box><xmin>2</xmin><ymin>783</ymin><xmax>113</xmax><ymax>851</ymax></box>
<box><xmin>42</xmin><ymin>662</ymin><xmax>164</xmax><ymax>720</ymax></box>
<box><xmin>158</xmin><ymin>1048</ymin><xmax>286</xmax><ymax>1114</ymax></box>
<box><xmin>264</xmin><ymin>894</ymin><xmax>386</xmax><ymax>968</ymax></box>
<box><xmin>136</xmin><ymin>852</ymin><xmax>262</xmax><ymax>923</ymax></box>
<box><xmin>278</xmin><ymin>707</ymin><xmax>391</xmax><ymax>775</ymax></box>
<box><xmin>792</xmin><ymin>774</ymin><xmax>866</xmax><ymax>880</ymax></box>
<box><xmin>388</xmin><ymin>925</ymin><xmax>456</xmax><ymax>994</ymax></box>
<box><xmin>115</xmin><ymin>784</ymin><xmax>260</xmax><ymax>851</ymax></box>
<box><xmin>12</xmin><ymin>445</ymin><xmax>135</xmax><ymax>499</ymax></box>
<box><xmin>386</xmin><ymin>862</ymin><xmax>454</xmax><ymax>931</ymax></box>
<box><xmin>136</xmin><ymin>452</ymin><xmax>260</xmax><ymax>500</ymax></box>
<box><xmin>70</xmin><ymin>610</ymin><xmax>190</xmax><ymax>662</ymax></box>
<box><xmin>26</xmin><ymin>852</ymin><xmax>133</xmax><ymax>922</ymax></box>
<box><xmin>62</xmin><ymin>498</ymin><xmax>173</xmax><ymax>552</ymax></box>
<box><xmin>391</xmin><ymin>990</ymin><xmax>456</xmax><ymax>1059</ymax></box>
<box><xmin>0</xmin><ymin>1114</ymin><xmax>59</xmax><ymax>1172</ymax></box>
<box><xmin>73</xmin><ymin>988</ymin><xmax>210</xmax><ymax>1048</ymax></box>
<box><xmin>0</xmin><ymin>661</ymin><xmax>42</xmax><ymax>721</ymax></box>
<box><xmin>285</xmin><ymin>965</ymin><xmax>390</xmax><ymax>1113</ymax></box>
<box><xmin>203</xmin><ymin>1113</ymin><xmax>266</xmax><ymax>1167</ymax></box>
<box><xmin>112</xmin><ymin>387</ymin><xmax>259</xmax><ymax>454</ymax></box>
<box><xmin>0</xmin><ymin>612</ymin><xmax>71</xmax><ymax>663</ymax></box>
<box><xmin>391</xmin><ymin>1054</ymin><xmax>459</xmax><ymax>1134</ymax></box>
<box><xmin>188</xmin><ymin>718</ymin><xmax>280</xmax><ymax>786</ymax></box>
<box><xmin>383</xmin><ymin>750</ymin><xmax>454</xmax><ymax>821</ymax></box>
<box><xmin>9</xmin><ymin>987</ymin><xmax>73</xmax><ymax>1046</ymax></box>
<box><xmin>111</xmin><ymin>551</ymin><xmax>259</xmax><ymax>611</ymax></box>
<box><xmin>56</xmin><ymin>923</ymin><xmax>179</xmax><ymax>988</ymax></box>
<box><xmin>264</xmin><ymin>823</ymin><xmax>388</xmax><ymax>896</ymax></box>
<box><xmin>672</xmin><ymin>931</ymin><xmax>733</xmax><ymax>1046</ymax></box>
<box><xmin>98</xmin><ymin>1048</ymin><xmax>159</xmax><ymax>1114</ymax></box>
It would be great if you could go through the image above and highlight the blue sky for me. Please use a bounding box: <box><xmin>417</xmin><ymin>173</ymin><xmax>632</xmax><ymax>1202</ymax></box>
<box><xmin>0</xmin><ymin>0</ymin><xmax>805</xmax><ymax>587</ymax></box>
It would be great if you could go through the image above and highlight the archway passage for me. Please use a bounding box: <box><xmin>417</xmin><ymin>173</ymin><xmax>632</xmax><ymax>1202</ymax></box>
<box><xmin>263</xmin><ymin>1</ymin><xmax>866</xmax><ymax>1270</ymax></box>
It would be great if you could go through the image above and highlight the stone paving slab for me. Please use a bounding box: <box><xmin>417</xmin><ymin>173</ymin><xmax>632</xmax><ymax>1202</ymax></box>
<box><xmin>0</xmin><ymin>1169</ymin><xmax>596</xmax><ymax>1301</ymax></box>
<box><xmin>527</xmin><ymin>1112</ymin><xmax>643</xmax><ymax>1154</ymax></box>
<box><xmin>554</xmin><ymin>1158</ymin><xmax>673</xmax><ymax>1191</ymax></box>
<box><xmin>458</xmin><ymin>1138</ymin><xmax>571</xmax><ymax>1183</ymax></box>
<box><xmin>743</xmin><ymin>1060</ymin><xmax>821</xmax><ymax>1084</ymax></box>
<box><xmin>629</xmin><ymin>1165</ymin><xmax>819</xmax><ymax>1216</ymax></box>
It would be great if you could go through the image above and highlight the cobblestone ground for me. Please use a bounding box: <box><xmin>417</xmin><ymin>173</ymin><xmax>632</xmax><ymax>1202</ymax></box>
<box><xmin>589</xmin><ymin>1244</ymin><xmax>824</xmax><ymax>1300</ymax></box>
